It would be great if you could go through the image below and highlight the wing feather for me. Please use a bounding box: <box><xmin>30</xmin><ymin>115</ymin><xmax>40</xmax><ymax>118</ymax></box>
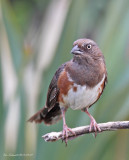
<box><xmin>46</xmin><ymin>63</ymin><xmax>66</xmax><ymax>111</ymax></box>
<box><xmin>28</xmin><ymin>63</ymin><xmax>67</xmax><ymax>125</ymax></box>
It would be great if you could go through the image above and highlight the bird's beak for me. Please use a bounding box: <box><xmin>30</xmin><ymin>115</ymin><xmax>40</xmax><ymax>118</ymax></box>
<box><xmin>71</xmin><ymin>45</ymin><xmax>83</xmax><ymax>55</ymax></box>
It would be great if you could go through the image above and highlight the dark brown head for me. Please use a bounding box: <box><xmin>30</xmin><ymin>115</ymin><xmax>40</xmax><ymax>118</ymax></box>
<box><xmin>71</xmin><ymin>38</ymin><xmax>103</xmax><ymax>60</ymax></box>
<box><xmin>68</xmin><ymin>38</ymin><xmax>107</xmax><ymax>87</ymax></box>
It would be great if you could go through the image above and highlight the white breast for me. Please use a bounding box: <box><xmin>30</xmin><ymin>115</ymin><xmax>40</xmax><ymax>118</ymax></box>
<box><xmin>62</xmin><ymin>75</ymin><xmax>105</xmax><ymax>110</ymax></box>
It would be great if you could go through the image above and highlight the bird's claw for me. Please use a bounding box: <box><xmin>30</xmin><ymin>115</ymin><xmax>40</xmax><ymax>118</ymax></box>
<box><xmin>89</xmin><ymin>117</ymin><xmax>101</xmax><ymax>137</ymax></box>
<box><xmin>62</xmin><ymin>124</ymin><xmax>76</xmax><ymax>146</ymax></box>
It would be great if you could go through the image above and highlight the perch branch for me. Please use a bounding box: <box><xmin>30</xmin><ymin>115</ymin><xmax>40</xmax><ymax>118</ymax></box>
<box><xmin>42</xmin><ymin>121</ymin><xmax>129</xmax><ymax>142</ymax></box>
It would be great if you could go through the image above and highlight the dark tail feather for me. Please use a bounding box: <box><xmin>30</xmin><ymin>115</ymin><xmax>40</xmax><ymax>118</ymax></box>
<box><xmin>28</xmin><ymin>108</ymin><xmax>48</xmax><ymax>123</ymax></box>
<box><xmin>28</xmin><ymin>104</ymin><xmax>62</xmax><ymax>125</ymax></box>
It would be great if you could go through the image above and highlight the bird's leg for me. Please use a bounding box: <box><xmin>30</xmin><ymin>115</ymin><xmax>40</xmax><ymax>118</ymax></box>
<box><xmin>61</xmin><ymin>108</ymin><xmax>75</xmax><ymax>145</ymax></box>
<box><xmin>85</xmin><ymin>108</ymin><xmax>101</xmax><ymax>137</ymax></box>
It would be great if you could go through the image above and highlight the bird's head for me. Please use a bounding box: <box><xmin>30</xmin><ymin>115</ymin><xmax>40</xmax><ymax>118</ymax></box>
<box><xmin>71</xmin><ymin>38</ymin><xmax>103</xmax><ymax>59</ymax></box>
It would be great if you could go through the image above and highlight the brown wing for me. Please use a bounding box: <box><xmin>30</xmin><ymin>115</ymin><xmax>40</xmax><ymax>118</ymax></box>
<box><xmin>28</xmin><ymin>63</ymin><xmax>67</xmax><ymax>125</ymax></box>
<box><xmin>46</xmin><ymin>63</ymin><xmax>66</xmax><ymax>110</ymax></box>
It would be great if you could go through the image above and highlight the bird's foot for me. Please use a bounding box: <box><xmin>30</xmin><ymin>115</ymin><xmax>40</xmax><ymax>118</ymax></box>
<box><xmin>62</xmin><ymin>124</ymin><xmax>76</xmax><ymax>146</ymax></box>
<box><xmin>89</xmin><ymin>117</ymin><xmax>101</xmax><ymax>137</ymax></box>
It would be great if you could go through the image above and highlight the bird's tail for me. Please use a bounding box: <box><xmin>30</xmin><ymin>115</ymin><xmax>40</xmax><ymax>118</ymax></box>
<box><xmin>28</xmin><ymin>104</ymin><xmax>62</xmax><ymax>125</ymax></box>
<box><xmin>28</xmin><ymin>107</ymin><xmax>48</xmax><ymax>123</ymax></box>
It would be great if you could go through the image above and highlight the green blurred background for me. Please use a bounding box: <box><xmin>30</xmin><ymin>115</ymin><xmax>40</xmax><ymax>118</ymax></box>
<box><xmin>1</xmin><ymin>0</ymin><xmax>129</xmax><ymax>159</ymax></box>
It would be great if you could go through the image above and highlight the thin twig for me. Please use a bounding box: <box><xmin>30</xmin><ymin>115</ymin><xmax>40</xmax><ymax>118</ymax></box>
<box><xmin>42</xmin><ymin>121</ymin><xmax>129</xmax><ymax>142</ymax></box>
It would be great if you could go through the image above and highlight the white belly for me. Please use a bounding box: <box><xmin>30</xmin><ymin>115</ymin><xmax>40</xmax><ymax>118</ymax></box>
<box><xmin>62</xmin><ymin>75</ymin><xmax>105</xmax><ymax>110</ymax></box>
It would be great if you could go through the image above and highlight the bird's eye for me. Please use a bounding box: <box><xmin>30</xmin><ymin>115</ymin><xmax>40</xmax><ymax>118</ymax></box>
<box><xmin>87</xmin><ymin>44</ymin><xmax>92</xmax><ymax>49</ymax></box>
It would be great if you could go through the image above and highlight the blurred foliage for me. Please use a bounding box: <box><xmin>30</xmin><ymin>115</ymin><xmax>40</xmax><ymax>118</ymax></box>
<box><xmin>1</xmin><ymin>0</ymin><xmax>129</xmax><ymax>160</ymax></box>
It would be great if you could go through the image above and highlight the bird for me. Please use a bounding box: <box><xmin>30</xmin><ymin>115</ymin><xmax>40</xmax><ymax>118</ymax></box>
<box><xmin>28</xmin><ymin>38</ymin><xmax>107</xmax><ymax>144</ymax></box>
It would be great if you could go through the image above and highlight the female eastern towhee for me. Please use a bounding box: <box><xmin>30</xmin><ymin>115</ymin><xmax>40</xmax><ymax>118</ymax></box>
<box><xmin>28</xmin><ymin>38</ymin><xmax>107</xmax><ymax>144</ymax></box>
